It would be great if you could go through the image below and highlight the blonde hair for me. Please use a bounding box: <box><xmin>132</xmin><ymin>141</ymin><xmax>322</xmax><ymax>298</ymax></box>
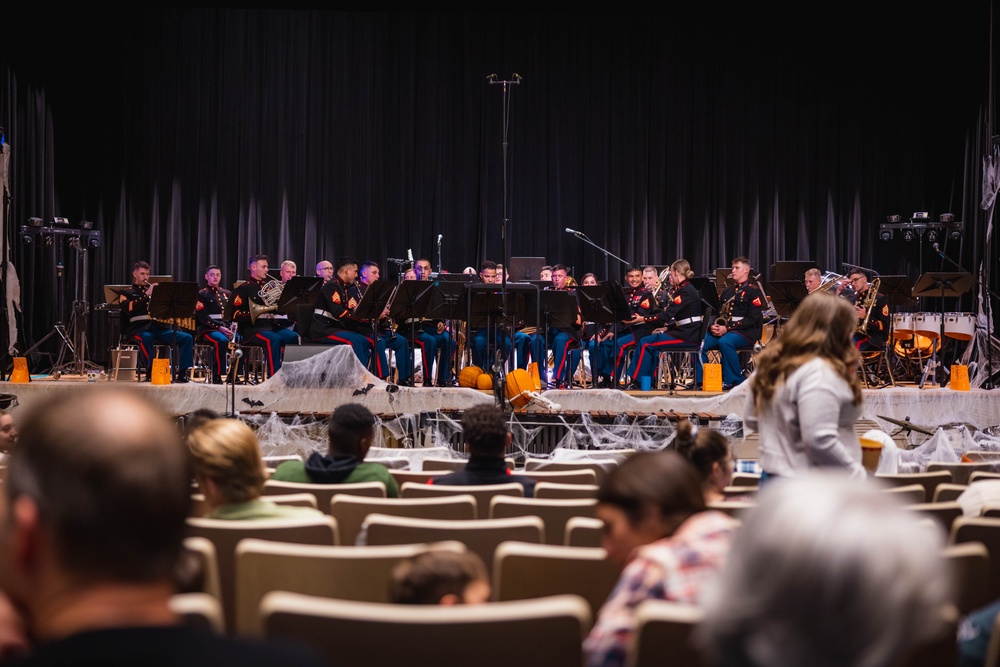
<box><xmin>670</xmin><ymin>259</ymin><xmax>695</xmax><ymax>280</ymax></box>
<box><xmin>187</xmin><ymin>418</ymin><xmax>266</xmax><ymax>504</ymax></box>
<box><xmin>750</xmin><ymin>291</ymin><xmax>861</xmax><ymax>410</ymax></box>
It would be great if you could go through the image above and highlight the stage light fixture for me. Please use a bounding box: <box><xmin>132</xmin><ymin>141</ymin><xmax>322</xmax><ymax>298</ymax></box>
<box><xmin>926</xmin><ymin>230</ymin><xmax>938</xmax><ymax>243</ymax></box>
<box><xmin>940</xmin><ymin>213</ymin><xmax>954</xmax><ymax>223</ymax></box>
<box><xmin>902</xmin><ymin>229</ymin><xmax>915</xmax><ymax>242</ymax></box>
<box><xmin>88</xmin><ymin>235</ymin><xmax>101</xmax><ymax>249</ymax></box>
<box><xmin>80</xmin><ymin>220</ymin><xmax>94</xmax><ymax>230</ymax></box>
<box><xmin>28</xmin><ymin>217</ymin><xmax>43</xmax><ymax>227</ymax></box>
<box><xmin>912</xmin><ymin>212</ymin><xmax>929</xmax><ymax>220</ymax></box>
<box><xmin>879</xmin><ymin>226</ymin><xmax>893</xmax><ymax>242</ymax></box>
<box><xmin>886</xmin><ymin>214</ymin><xmax>901</xmax><ymax>223</ymax></box>
<box><xmin>949</xmin><ymin>221</ymin><xmax>963</xmax><ymax>241</ymax></box>
<box><xmin>51</xmin><ymin>217</ymin><xmax>69</xmax><ymax>226</ymax></box>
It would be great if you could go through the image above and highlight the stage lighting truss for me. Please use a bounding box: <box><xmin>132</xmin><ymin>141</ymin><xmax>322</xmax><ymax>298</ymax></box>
<box><xmin>878</xmin><ymin>214</ymin><xmax>962</xmax><ymax>244</ymax></box>
<box><xmin>20</xmin><ymin>219</ymin><xmax>102</xmax><ymax>248</ymax></box>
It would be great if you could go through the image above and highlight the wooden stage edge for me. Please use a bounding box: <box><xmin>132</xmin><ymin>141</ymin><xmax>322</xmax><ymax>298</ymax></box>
<box><xmin>2</xmin><ymin>374</ymin><xmax>999</xmax><ymax>434</ymax></box>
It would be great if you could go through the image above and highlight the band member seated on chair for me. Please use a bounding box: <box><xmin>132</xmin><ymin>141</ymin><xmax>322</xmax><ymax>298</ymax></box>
<box><xmin>530</xmin><ymin>264</ymin><xmax>581</xmax><ymax>388</ymax></box>
<box><xmin>805</xmin><ymin>268</ymin><xmax>854</xmax><ymax>301</ymax></box>
<box><xmin>308</xmin><ymin>256</ymin><xmax>378</xmax><ymax>372</ymax></box>
<box><xmin>627</xmin><ymin>259</ymin><xmax>703</xmax><ymax>389</ymax></box>
<box><xmin>195</xmin><ymin>264</ymin><xmax>234</xmax><ymax>383</ymax></box>
<box><xmin>697</xmin><ymin>256</ymin><xmax>764</xmax><ymax>391</ymax></box>
<box><xmin>416</xmin><ymin>258</ymin><xmax>433</xmax><ymax>281</ymax></box>
<box><xmin>316</xmin><ymin>260</ymin><xmax>334</xmax><ymax>285</ymax></box>
<box><xmin>849</xmin><ymin>270</ymin><xmax>889</xmax><ymax>352</ymax></box>
<box><xmin>594</xmin><ymin>264</ymin><xmax>644</xmax><ymax>388</ymax></box>
<box><xmin>352</xmin><ymin>260</ymin><xmax>413</xmax><ymax>385</ymax></box>
<box><xmin>231</xmin><ymin>255</ymin><xmax>300</xmax><ymax>378</ymax></box>
<box><xmin>569</xmin><ymin>273</ymin><xmax>610</xmax><ymax>385</ymax></box>
<box><xmin>598</xmin><ymin>265</ymin><xmax>664</xmax><ymax>388</ymax></box>
<box><xmin>470</xmin><ymin>260</ymin><xmax>531</xmax><ymax>370</ymax></box>
<box><xmin>119</xmin><ymin>260</ymin><xmax>194</xmax><ymax>382</ymax></box>
<box><xmin>400</xmin><ymin>265</ymin><xmax>456</xmax><ymax>386</ymax></box>
<box><xmin>279</xmin><ymin>260</ymin><xmax>297</xmax><ymax>282</ymax></box>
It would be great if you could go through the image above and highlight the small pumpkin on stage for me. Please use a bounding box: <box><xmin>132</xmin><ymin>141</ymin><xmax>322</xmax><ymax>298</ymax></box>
<box><xmin>476</xmin><ymin>373</ymin><xmax>494</xmax><ymax>390</ymax></box>
<box><xmin>505</xmin><ymin>368</ymin><xmax>535</xmax><ymax>409</ymax></box>
<box><xmin>458</xmin><ymin>365</ymin><xmax>485</xmax><ymax>388</ymax></box>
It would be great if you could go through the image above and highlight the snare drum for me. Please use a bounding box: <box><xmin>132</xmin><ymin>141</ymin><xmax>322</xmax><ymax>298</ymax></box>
<box><xmin>913</xmin><ymin>312</ymin><xmax>943</xmax><ymax>338</ymax></box>
<box><xmin>891</xmin><ymin>312</ymin><xmax>914</xmax><ymax>340</ymax></box>
<box><xmin>944</xmin><ymin>312</ymin><xmax>976</xmax><ymax>341</ymax></box>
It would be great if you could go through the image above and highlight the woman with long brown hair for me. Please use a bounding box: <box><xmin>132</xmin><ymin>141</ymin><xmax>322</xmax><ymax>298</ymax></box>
<box><xmin>746</xmin><ymin>291</ymin><xmax>866</xmax><ymax>480</ymax></box>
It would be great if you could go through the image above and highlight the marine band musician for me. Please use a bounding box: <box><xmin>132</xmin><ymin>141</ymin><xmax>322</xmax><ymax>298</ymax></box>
<box><xmin>118</xmin><ymin>260</ymin><xmax>194</xmax><ymax>382</ymax></box>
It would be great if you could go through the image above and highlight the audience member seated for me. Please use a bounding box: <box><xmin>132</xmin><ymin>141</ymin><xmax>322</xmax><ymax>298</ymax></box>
<box><xmin>271</xmin><ymin>403</ymin><xmax>400</xmax><ymax>497</ymax></box>
<box><xmin>583</xmin><ymin>451</ymin><xmax>738</xmax><ymax>667</ymax></box>
<box><xmin>0</xmin><ymin>409</ymin><xmax>16</xmax><ymax>465</ymax></box>
<box><xmin>429</xmin><ymin>404</ymin><xmax>536</xmax><ymax>497</ymax></box>
<box><xmin>389</xmin><ymin>551</ymin><xmax>491</xmax><ymax>606</ymax></box>
<box><xmin>0</xmin><ymin>388</ymin><xmax>326</xmax><ymax>666</ymax></box>
<box><xmin>187</xmin><ymin>417</ymin><xmax>322</xmax><ymax>520</ymax></box>
<box><xmin>673</xmin><ymin>420</ymin><xmax>732</xmax><ymax>503</ymax></box>
<box><xmin>697</xmin><ymin>472</ymin><xmax>952</xmax><ymax>667</ymax></box>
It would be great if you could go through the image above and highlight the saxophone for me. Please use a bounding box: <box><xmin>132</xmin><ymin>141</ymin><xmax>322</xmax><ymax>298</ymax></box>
<box><xmin>856</xmin><ymin>277</ymin><xmax>881</xmax><ymax>333</ymax></box>
<box><xmin>714</xmin><ymin>294</ymin><xmax>735</xmax><ymax>327</ymax></box>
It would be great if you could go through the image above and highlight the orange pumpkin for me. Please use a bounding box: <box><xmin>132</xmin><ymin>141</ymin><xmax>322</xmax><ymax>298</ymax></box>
<box><xmin>476</xmin><ymin>373</ymin><xmax>494</xmax><ymax>390</ymax></box>
<box><xmin>458</xmin><ymin>365</ymin><xmax>485</xmax><ymax>388</ymax></box>
<box><xmin>505</xmin><ymin>368</ymin><xmax>535</xmax><ymax>409</ymax></box>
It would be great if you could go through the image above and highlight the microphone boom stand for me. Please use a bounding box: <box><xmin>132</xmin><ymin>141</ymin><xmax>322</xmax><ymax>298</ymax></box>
<box><xmin>565</xmin><ymin>229</ymin><xmax>632</xmax><ymax>282</ymax></box>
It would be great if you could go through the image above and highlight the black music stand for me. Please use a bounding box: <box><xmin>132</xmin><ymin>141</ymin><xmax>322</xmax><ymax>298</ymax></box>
<box><xmin>769</xmin><ymin>261</ymin><xmax>815</xmax><ymax>281</ymax></box>
<box><xmin>508</xmin><ymin>257</ymin><xmax>546</xmax><ymax>282</ymax></box>
<box><xmin>277</xmin><ymin>277</ymin><xmax>324</xmax><ymax>314</ymax></box>
<box><xmin>912</xmin><ymin>272</ymin><xmax>974</xmax><ymax>387</ymax></box>
<box><xmin>536</xmin><ymin>290</ymin><xmax>579</xmax><ymax>383</ymax></box>
<box><xmin>595</xmin><ymin>281</ymin><xmax>634</xmax><ymax>386</ymax></box>
<box><xmin>692</xmin><ymin>278</ymin><xmax>720</xmax><ymax>319</ymax></box>
<box><xmin>577</xmin><ymin>285</ymin><xmax>621</xmax><ymax>388</ymax></box>
<box><xmin>389</xmin><ymin>279</ymin><xmax>438</xmax><ymax>385</ymax></box>
<box><xmin>879</xmin><ymin>275</ymin><xmax>915</xmax><ymax>307</ymax></box>
<box><xmin>148</xmin><ymin>282</ymin><xmax>198</xmax><ymax>381</ymax></box>
<box><xmin>355</xmin><ymin>279</ymin><xmax>398</xmax><ymax>378</ymax></box>
<box><xmin>714</xmin><ymin>269</ymin><xmax>735</xmax><ymax>297</ymax></box>
<box><xmin>467</xmin><ymin>284</ymin><xmax>530</xmax><ymax>372</ymax></box>
<box><xmin>766</xmin><ymin>281</ymin><xmax>809</xmax><ymax>319</ymax></box>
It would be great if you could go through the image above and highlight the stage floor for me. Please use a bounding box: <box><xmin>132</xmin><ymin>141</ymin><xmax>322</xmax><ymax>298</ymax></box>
<box><xmin>4</xmin><ymin>371</ymin><xmax>998</xmax><ymax>437</ymax></box>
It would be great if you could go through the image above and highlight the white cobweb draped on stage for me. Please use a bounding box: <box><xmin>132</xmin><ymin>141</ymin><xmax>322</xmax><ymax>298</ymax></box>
<box><xmin>874</xmin><ymin>425</ymin><xmax>1000</xmax><ymax>474</ymax></box>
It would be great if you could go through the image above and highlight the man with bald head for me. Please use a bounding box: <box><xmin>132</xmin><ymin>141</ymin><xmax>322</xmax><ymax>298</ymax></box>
<box><xmin>0</xmin><ymin>389</ymin><xmax>325</xmax><ymax>665</ymax></box>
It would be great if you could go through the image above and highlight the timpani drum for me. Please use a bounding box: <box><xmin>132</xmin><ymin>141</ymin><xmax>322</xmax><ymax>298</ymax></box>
<box><xmin>913</xmin><ymin>312</ymin><xmax>942</xmax><ymax>339</ymax></box>
<box><xmin>944</xmin><ymin>312</ymin><xmax>976</xmax><ymax>341</ymax></box>
<box><xmin>891</xmin><ymin>312</ymin><xmax>914</xmax><ymax>340</ymax></box>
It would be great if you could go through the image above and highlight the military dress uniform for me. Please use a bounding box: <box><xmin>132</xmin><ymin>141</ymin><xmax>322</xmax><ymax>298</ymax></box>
<box><xmin>308</xmin><ymin>276</ymin><xmax>377</xmax><ymax>371</ymax></box>
<box><xmin>119</xmin><ymin>283</ymin><xmax>194</xmax><ymax>380</ymax></box>
<box><xmin>853</xmin><ymin>288</ymin><xmax>890</xmax><ymax>352</ymax></box>
<box><xmin>598</xmin><ymin>284</ymin><xmax>664</xmax><ymax>384</ymax></box>
<box><xmin>697</xmin><ymin>280</ymin><xmax>765</xmax><ymax>389</ymax></box>
<box><xmin>627</xmin><ymin>279</ymin><xmax>703</xmax><ymax>385</ymax></box>
<box><xmin>231</xmin><ymin>277</ymin><xmax>299</xmax><ymax>377</ymax></box>
<box><xmin>194</xmin><ymin>284</ymin><xmax>233</xmax><ymax>382</ymax></box>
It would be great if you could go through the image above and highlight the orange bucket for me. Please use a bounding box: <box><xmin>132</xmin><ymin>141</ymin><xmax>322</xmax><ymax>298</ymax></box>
<box><xmin>703</xmin><ymin>363</ymin><xmax>722</xmax><ymax>392</ymax></box>
<box><xmin>9</xmin><ymin>357</ymin><xmax>29</xmax><ymax>383</ymax></box>
<box><xmin>150</xmin><ymin>358</ymin><xmax>172</xmax><ymax>385</ymax></box>
<box><xmin>951</xmin><ymin>364</ymin><xmax>970</xmax><ymax>391</ymax></box>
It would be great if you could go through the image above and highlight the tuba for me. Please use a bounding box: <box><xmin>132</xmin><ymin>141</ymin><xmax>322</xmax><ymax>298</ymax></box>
<box><xmin>856</xmin><ymin>277</ymin><xmax>881</xmax><ymax>333</ymax></box>
<box><xmin>250</xmin><ymin>279</ymin><xmax>284</xmax><ymax>324</ymax></box>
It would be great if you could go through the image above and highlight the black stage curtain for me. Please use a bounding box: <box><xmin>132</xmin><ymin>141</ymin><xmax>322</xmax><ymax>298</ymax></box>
<box><xmin>0</xmin><ymin>9</ymin><xmax>996</xmax><ymax>364</ymax></box>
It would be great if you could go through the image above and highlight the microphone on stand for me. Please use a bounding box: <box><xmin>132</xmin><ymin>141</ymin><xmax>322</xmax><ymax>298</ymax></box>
<box><xmin>407</xmin><ymin>248</ymin><xmax>413</xmax><ymax>262</ymax></box>
<box><xmin>565</xmin><ymin>227</ymin><xmax>587</xmax><ymax>239</ymax></box>
<box><xmin>438</xmin><ymin>234</ymin><xmax>443</xmax><ymax>243</ymax></box>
